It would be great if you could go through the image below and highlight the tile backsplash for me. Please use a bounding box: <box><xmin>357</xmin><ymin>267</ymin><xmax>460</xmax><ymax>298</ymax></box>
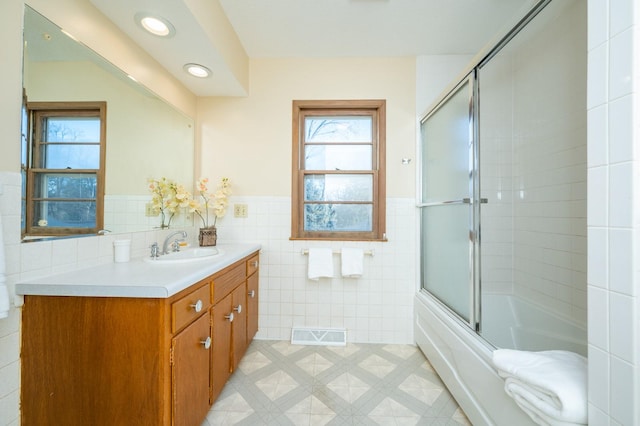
<box><xmin>1</xmin><ymin>171</ymin><xmax>417</xmax><ymax>346</ymax></box>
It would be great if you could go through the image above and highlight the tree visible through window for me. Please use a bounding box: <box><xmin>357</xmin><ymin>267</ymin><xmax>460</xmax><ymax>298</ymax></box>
<box><xmin>291</xmin><ymin>100</ymin><xmax>386</xmax><ymax>241</ymax></box>
<box><xmin>24</xmin><ymin>102</ymin><xmax>106</xmax><ymax>237</ymax></box>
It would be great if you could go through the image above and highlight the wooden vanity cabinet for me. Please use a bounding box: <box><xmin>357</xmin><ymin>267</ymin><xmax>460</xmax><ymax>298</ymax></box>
<box><xmin>246</xmin><ymin>254</ymin><xmax>260</xmax><ymax>342</ymax></box>
<box><xmin>21</xmin><ymin>251</ymin><xmax>259</xmax><ymax>426</ymax></box>
<box><xmin>171</xmin><ymin>284</ymin><xmax>213</xmax><ymax>426</ymax></box>
<box><xmin>21</xmin><ymin>295</ymin><xmax>172</xmax><ymax>426</ymax></box>
<box><xmin>210</xmin><ymin>253</ymin><xmax>259</xmax><ymax>402</ymax></box>
<box><xmin>210</xmin><ymin>290</ymin><xmax>233</xmax><ymax>402</ymax></box>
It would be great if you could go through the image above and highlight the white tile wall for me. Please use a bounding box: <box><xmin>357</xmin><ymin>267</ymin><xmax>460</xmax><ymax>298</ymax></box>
<box><xmin>220</xmin><ymin>196</ymin><xmax>417</xmax><ymax>344</ymax></box>
<box><xmin>104</xmin><ymin>194</ymin><xmax>195</xmax><ymax>233</ymax></box>
<box><xmin>0</xmin><ymin>172</ymin><xmax>21</xmax><ymax>426</ymax></box>
<box><xmin>587</xmin><ymin>0</ymin><xmax>640</xmax><ymax>424</ymax></box>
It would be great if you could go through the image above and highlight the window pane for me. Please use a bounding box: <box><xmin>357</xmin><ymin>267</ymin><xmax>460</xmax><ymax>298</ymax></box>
<box><xmin>304</xmin><ymin>203</ymin><xmax>372</xmax><ymax>232</ymax></box>
<box><xmin>305</xmin><ymin>117</ymin><xmax>372</xmax><ymax>143</ymax></box>
<box><xmin>304</xmin><ymin>174</ymin><xmax>372</xmax><ymax>202</ymax></box>
<box><xmin>44</xmin><ymin>117</ymin><xmax>101</xmax><ymax>143</ymax></box>
<box><xmin>39</xmin><ymin>144</ymin><xmax>100</xmax><ymax>169</ymax></box>
<box><xmin>35</xmin><ymin>173</ymin><xmax>97</xmax><ymax>199</ymax></box>
<box><xmin>32</xmin><ymin>200</ymin><xmax>96</xmax><ymax>228</ymax></box>
<box><xmin>304</xmin><ymin>145</ymin><xmax>372</xmax><ymax>170</ymax></box>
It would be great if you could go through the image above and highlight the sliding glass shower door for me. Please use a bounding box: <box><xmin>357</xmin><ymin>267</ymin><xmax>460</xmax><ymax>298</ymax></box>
<box><xmin>419</xmin><ymin>75</ymin><xmax>476</xmax><ymax>324</ymax></box>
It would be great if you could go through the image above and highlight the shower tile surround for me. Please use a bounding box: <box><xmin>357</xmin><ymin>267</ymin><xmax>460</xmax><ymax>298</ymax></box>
<box><xmin>478</xmin><ymin>0</ymin><xmax>588</xmax><ymax>330</ymax></box>
<box><xmin>586</xmin><ymin>0</ymin><xmax>640</xmax><ymax>424</ymax></box>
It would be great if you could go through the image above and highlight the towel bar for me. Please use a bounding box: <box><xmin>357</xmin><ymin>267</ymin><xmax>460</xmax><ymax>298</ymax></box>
<box><xmin>301</xmin><ymin>249</ymin><xmax>374</xmax><ymax>257</ymax></box>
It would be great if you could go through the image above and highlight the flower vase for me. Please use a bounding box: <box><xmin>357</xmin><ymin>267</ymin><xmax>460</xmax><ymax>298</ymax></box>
<box><xmin>199</xmin><ymin>226</ymin><xmax>217</xmax><ymax>247</ymax></box>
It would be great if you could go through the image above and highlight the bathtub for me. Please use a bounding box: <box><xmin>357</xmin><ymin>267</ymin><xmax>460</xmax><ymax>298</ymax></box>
<box><xmin>481</xmin><ymin>293</ymin><xmax>587</xmax><ymax>357</ymax></box>
<box><xmin>414</xmin><ymin>291</ymin><xmax>587</xmax><ymax>425</ymax></box>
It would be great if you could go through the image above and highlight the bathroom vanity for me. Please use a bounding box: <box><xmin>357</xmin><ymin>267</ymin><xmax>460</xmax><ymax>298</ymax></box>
<box><xmin>17</xmin><ymin>243</ymin><xmax>260</xmax><ymax>426</ymax></box>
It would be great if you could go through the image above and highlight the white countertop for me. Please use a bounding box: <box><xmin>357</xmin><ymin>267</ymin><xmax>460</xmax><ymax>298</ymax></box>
<box><xmin>16</xmin><ymin>243</ymin><xmax>261</xmax><ymax>299</ymax></box>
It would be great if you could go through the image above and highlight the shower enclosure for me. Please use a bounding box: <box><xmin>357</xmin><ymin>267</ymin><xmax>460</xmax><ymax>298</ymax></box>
<box><xmin>415</xmin><ymin>0</ymin><xmax>587</xmax><ymax>424</ymax></box>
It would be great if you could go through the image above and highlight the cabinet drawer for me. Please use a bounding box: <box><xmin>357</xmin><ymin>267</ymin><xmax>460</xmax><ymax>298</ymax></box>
<box><xmin>246</xmin><ymin>254</ymin><xmax>259</xmax><ymax>277</ymax></box>
<box><xmin>172</xmin><ymin>284</ymin><xmax>211</xmax><ymax>333</ymax></box>
<box><xmin>212</xmin><ymin>262</ymin><xmax>246</xmax><ymax>304</ymax></box>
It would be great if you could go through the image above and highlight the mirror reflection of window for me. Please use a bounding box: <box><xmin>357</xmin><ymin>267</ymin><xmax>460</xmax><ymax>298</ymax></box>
<box><xmin>25</xmin><ymin>102</ymin><xmax>106</xmax><ymax>238</ymax></box>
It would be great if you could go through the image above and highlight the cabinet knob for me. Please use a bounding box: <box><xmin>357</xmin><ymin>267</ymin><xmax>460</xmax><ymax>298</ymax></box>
<box><xmin>190</xmin><ymin>299</ymin><xmax>203</xmax><ymax>313</ymax></box>
<box><xmin>200</xmin><ymin>336</ymin><xmax>212</xmax><ymax>349</ymax></box>
<box><xmin>234</xmin><ymin>304</ymin><xmax>242</xmax><ymax>314</ymax></box>
<box><xmin>225</xmin><ymin>312</ymin><xmax>234</xmax><ymax>322</ymax></box>
<box><xmin>248</xmin><ymin>290</ymin><xmax>255</xmax><ymax>298</ymax></box>
<box><xmin>251</xmin><ymin>260</ymin><xmax>259</xmax><ymax>268</ymax></box>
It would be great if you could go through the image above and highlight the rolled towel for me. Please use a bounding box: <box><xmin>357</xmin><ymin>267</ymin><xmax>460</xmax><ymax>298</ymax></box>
<box><xmin>307</xmin><ymin>248</ymin><xmax>334</xmax><ymax>281</ymax></box>
<box><xmin>492</xmin><ymin>349</ymin><xmax>587</xmax><ymax>426</ymax></box>
<box><xmin>341</xmin><ymin>248</ymin><xmax>364</xmax><ymax>278</ymax></box>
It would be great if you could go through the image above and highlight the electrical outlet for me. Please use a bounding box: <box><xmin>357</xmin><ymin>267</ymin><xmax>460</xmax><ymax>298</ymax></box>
<box><xmin>234</xmin><ymin>203</ymin><xmax>248</xmax><ymax>218</ymax></box>
<box><xmin>145</xmin><ymin>202</ymin><xmax>157</xmax><ymax>217</ymax></box>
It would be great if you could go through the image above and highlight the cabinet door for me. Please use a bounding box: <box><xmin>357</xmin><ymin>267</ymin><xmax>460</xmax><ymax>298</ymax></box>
<box><xmin>231</xmin><ymin>282</ymin><xmax>248</xmax><ymax>371</ymax></box>
<box><xmin>172</xmin><ymin>313</ymin><xmax>211</xmax><ymax>426</ymax></box>
<box><xmin>246</xmin><ymin>273</ymin><xmax>259</xmax><ymax>343</ymax></box>
<box><xmin>211</xmin><ymin>293</ymin><xmax>233</xmax><ymax>403</ymax></box>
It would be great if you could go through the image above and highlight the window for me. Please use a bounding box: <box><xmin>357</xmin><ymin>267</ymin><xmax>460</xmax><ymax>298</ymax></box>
<box><xmin>291</xmin><ymin>100</ymin><xmax>386</xmax><ymax>241</ymax></box>
<box><xmin>24</xmin><ymin>102</ymin><xmax>106</xmax><ymax>237</ymax></box>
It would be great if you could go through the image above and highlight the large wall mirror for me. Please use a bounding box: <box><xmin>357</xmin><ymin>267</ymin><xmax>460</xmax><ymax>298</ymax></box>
<box><xmin>22</xmin><ymin>5</ymin><xmax>195</xmax><ymax>240</ymax></box>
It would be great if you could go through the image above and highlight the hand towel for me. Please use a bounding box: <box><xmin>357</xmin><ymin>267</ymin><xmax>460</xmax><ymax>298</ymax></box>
<box><xmin>492</xmin><ymin>349</ymin><xmax>587</xmax><ymax>426</ymax></box>
<box><xmin>0</xmin><ymin>213</ymin><xmax>10</xmax><ymax>319</ymax></box>
<box><xmin>341</xmin><ymin>248</ymin><xmax>364</xmax><ymax>278</ymax></box>
<box><xmin>307</xmin><ymin>248</ymin><xmax>334</xmax><ymax>281</ymax></box>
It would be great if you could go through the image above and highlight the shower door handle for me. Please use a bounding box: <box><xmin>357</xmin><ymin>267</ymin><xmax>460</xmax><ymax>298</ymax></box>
<box><xmin>417</xmin><ymin>199</ymin><xmax>468</xmax><ymax>207</ymax></box>
<box><xmin>417</xmin><ymin>198</ymin><xmax>487</xmax><ymax>208</ymax></box>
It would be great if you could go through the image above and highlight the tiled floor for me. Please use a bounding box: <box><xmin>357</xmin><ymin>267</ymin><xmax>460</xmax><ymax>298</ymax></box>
<box><xmin>202</xmin><ymin>340</ymin><xmax>471</xmax><ymax>425</ymax></box>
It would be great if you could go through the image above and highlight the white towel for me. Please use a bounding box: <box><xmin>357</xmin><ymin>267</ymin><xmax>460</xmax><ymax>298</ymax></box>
<box><xmin>492</xmin><ymin>349</ymin><xmax>587</xmax><ymax>426</ymax></box>
<box><xmin>341</xmin><ymin>248</ymin><xmax>364</xmax><ymax>278</ymax></box>
<box><xmin>307</xmin><ymin>248</ymin><xmax>334</xmax><ymax>281</ymax></box>
<box><xmin>0</xmin><ymin>213</ymin><xmax>9</xmax><ymax>319</ymax></box>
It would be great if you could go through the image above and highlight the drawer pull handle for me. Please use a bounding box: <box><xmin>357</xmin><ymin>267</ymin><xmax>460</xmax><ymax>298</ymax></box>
<box><xmin>190</xmin><ymin>299</ymin><xmax>203</xmax><ymax>313</ymax></box>
<box><xmin>251</xmin><ymin>260</ymin><xmax>259</xmax><ymax>268</ymax></box>
<box><xmin>200</xmin><ymin>336</ymin><xmax>212</xmax><ymax>349</ymax></box>
<box><xmin>248</xmin><ymin>290</ymin><xmax>255</xmax><ymax>298</ymax></box>
<box><xmin>225</xmin><ymin>312</ymin><xmax>234</xmax><ymax>322</ymax></box>
<box><xmin>234</xmin><ymin>304</ymin><xmax>242</xmax><ymax>314</ymax></box>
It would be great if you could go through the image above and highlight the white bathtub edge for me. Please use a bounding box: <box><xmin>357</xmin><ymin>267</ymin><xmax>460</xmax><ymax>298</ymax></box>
<box><xmin>414</xmin><ymin>292</ymin><xmax>535</xmax><ymax>426</ymax></box>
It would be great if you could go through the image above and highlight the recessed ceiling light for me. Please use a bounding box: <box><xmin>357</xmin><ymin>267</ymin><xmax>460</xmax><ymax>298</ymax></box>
<box><xmin>135</xmin><ymin>12</ymin><xmax>175</xmax><ymax>37</ymax></box>
<box><xmin>183</xmin><ymin>63</ymin><xmax>211</xmax><ymax>78</ymax></box>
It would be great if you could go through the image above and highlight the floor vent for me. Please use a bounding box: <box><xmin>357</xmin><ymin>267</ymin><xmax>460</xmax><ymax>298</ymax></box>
<box><xmin>291</xmin><ymin>328</ymin><xmax>347</xmax><ymax>346</ymax></box>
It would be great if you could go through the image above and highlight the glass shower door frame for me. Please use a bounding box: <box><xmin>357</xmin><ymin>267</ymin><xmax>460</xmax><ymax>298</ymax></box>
<box><xmin>418</xmin><ymin>73</ymin><xmax>481</xmax><ymax>331</ymax></box>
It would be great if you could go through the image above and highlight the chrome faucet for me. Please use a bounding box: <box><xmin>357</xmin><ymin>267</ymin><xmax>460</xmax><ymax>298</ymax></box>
<box><xmin>149</xmin><ymin>242</ymin><xmax>160</xmax><ymax>259</ymax></box>
<box><xmin>162</xmin><ymin>230</ymin><xmax>187</xmax><ymax>255</ymax></box>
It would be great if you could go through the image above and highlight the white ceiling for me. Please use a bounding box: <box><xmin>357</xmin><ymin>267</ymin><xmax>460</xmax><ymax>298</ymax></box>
<box><xmin>89</xmin><ymin>0</ymin><xmax>534</xmax><ymax>97</ymax></box>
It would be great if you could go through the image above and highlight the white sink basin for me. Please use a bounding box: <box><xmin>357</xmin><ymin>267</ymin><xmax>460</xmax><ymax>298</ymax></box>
<box><xmin>144</xmin><ymin>247</ymin><xmax>224</xmax><ymax>264</ymax></box>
